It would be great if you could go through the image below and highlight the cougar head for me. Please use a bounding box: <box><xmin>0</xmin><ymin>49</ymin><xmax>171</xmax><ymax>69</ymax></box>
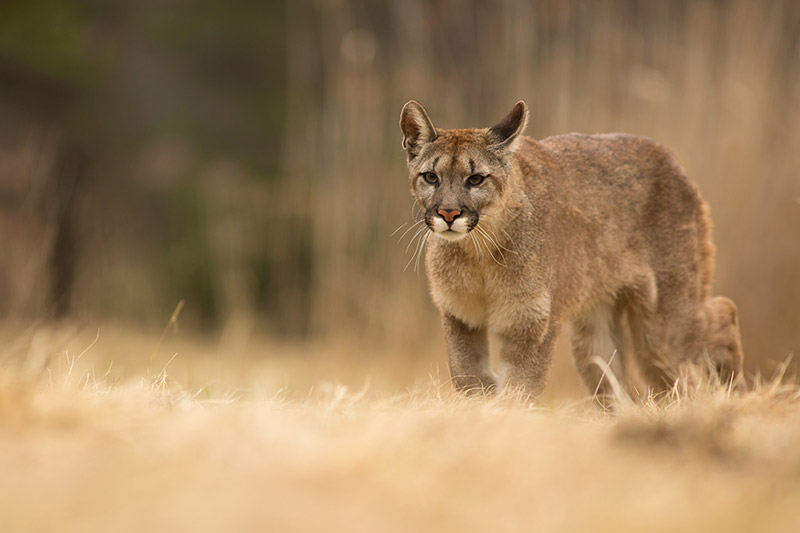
<box><xmin>399</xmin><ymin>100</ymin><xmax>529</xmax><ymax>242</ymax></box>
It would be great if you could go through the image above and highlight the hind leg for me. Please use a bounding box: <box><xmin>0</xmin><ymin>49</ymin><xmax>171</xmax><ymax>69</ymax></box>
<box><xmin>627</xmin><ymin>312</ymin><xmax>682</xmax><ymax>395</ymax></box>
<box><xmin>626</xmin><ymin>277</ymin><xmax>744</xmax><ymax>394</ymax></box>
<box><xmin>621</xmin><ymin>274</ymin><xmax>683</xmax><ymax>395</ymax></box>
<box><xmin>701</xmin><ymin>296</ymin><xmax>744</xmax><ymax>386</ymax></box>
<box><xmin>569</xmin><ymin>303</ymin><xmax>628</xmax><ymax>406</ymax></box>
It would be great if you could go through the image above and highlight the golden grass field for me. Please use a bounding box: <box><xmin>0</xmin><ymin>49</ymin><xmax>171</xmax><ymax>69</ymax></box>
<box><xmin>2</xmin><ymin>323</ymin><xmax>800</xmax><ymax>532</ymax></box>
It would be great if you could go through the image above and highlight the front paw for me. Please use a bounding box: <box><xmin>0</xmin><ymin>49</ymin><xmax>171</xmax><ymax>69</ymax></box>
<box><xmin>451</xmin><ymin>373</ymin><xmax>498</xmax><ymax>396</ymax></box>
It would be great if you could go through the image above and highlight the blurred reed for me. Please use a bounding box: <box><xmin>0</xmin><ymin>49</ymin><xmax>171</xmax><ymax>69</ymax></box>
<box><xmin>0</xmin><ymin>0</ymin><xmax>797</xmax><ymax>371</ymax></box>
<box><xmin>278</xmin><ymin>0</ymin><xmax>800</xmax><ymax>368</ymax></box>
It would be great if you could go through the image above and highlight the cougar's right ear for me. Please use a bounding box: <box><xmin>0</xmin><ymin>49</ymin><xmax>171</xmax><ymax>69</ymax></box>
<box><xmin>400</xmin><ymin>100</ymin><xmax>438</xmax><ymax>159</ymax></box>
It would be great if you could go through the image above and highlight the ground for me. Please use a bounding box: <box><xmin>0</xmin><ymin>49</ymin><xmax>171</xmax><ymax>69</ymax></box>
<box><xmin>1</xmin><ymin>323</ymin><xmax>799</xmax><ymax>532</ymax></box>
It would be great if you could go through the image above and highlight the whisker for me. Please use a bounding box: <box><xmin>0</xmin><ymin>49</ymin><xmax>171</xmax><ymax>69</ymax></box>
<box><xmin>405</xmin><ymin>228</ymin><xmax>429</xmax><ymax>273</ymax></box>
<box><xmin>396</xmin><ymin>219</ymin><xmax>425</xmax><ymax>243</ymax></box>
<box><xmin>476</xmin><ymin>226</ymin><xmax>506</xmax><ymax>264</ymax></box>
<box><xmin>391</xmin><ymin>219</ymin><xmax>413</xmax><ymax>237</ymax></box>
<box><xmin>482</xmin><ymin>225</ymin><xmax>515</xmax><ymax>253</ymax></box>
<box><xmin>477</xmin><ymin>214</ymin><xmax>516</xmax><ymax>252</ymax></box>
<box><xmin>476</xmin><ymin>228</ymin><xmax>507</xmax><ymax>267</ymax></box>
<box><xmin>410</xmin><ymin>199</ymin><xmax>426</xmax><ymax>220</ymax></box>
<box><xmin>418</xmin><ymin>232</ymin><xmax>428</xmax><ymax>272</ymax></box>
<box><xmin>476</xmin><ymin>223</ymin><xmax>499</xmax><ymax>245</ymax></box>
<box><xmin>404</xmin><ymin>226</ymin><xmax>427</xmax><ymax>254</ymax></box>
<box><xmin>415</xmin><ymin>232</ymin><xmax>430</xmax><ymax>273</ymax></box>
<box><xmin>468</xmin><ymin>231</ymin><xmax>481</xmax><ymax>255</ymax></box>
<box><xmin>403</xmin><ymin>234</ymin><xmax>421</xmax><ymax>272</ymax></box>
<box><xmin>475</xmin><ymin>230</ymin><xmax>493</xmax><ymax>258</ymax></box>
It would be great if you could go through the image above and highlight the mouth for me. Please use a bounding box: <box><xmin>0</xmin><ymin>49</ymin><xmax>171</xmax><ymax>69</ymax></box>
<box><xmin>436</xmin><ymin>228</ymin><xmax>470</xmax><ymax>241</ymax></box>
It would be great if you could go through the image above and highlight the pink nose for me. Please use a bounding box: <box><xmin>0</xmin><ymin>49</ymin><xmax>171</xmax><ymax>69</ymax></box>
<box><xmin>437</xmin><ymin>209</ymin><xmax>461</xmax><ymax>223</ymax></box>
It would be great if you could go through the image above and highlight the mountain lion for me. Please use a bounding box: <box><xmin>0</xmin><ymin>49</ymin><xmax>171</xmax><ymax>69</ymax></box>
<box><xmin>399</xmin><ymin>100</ymin><xmax>743</xmax><ymax>401</ymax></box>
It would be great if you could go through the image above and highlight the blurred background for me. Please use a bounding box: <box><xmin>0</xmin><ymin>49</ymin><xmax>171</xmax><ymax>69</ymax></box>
<box><xmin>0</xmin><ymin>0</ymin><xmax>798</xmax><ymax>382</ymax></box>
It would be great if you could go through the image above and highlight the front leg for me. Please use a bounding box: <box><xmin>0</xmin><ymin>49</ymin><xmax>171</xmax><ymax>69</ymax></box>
<box><xmin>442</xmin><ymin>313</ymin><xmax>497</xmax><ymax>394</ymax></box>
<box><xmin>499</xmin><ymin>319</ymin><xmax>560</xmax><ymax>399</ymax></box>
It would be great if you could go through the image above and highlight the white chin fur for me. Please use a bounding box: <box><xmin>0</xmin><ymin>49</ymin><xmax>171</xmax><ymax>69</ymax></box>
<box><xmin>435</xmin><ymin>229</ymin><xmax>469</xmax><ymax>241</ymax></box>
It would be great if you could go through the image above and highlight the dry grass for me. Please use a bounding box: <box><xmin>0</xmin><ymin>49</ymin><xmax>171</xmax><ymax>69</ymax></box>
<box><xmin>2</xmin><ymin>325</ymin><xmax>800</xmax><ymax>532</ymax></box>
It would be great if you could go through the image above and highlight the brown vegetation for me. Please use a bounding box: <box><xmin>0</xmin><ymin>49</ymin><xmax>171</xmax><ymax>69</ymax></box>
<box><xmin>0</xmin><ymin>1</ymin><xmax>797</xmax><ymax>369</ymax></box>
<box><xmin>1</xmin><ymin>326</ymin><xmax>800</xmax><ymax>532</ymax></box>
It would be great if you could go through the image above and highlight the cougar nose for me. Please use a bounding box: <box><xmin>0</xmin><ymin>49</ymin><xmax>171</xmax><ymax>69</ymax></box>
<box><xmin>437</xmin><ymin>209</ymin><xmax>462</xmax><ymax>223</ymax></box>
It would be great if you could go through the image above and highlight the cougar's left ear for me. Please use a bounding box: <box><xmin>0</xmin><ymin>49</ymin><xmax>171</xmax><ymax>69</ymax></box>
<box><xmin>488</xmin><ymin>100</ymin><xmax>529</xmax><ymax>152</ymax></box>
<box><xmin>400</xmin><ymin>100</ymin><xmax>438</xmax><ymax>160</ymax></box>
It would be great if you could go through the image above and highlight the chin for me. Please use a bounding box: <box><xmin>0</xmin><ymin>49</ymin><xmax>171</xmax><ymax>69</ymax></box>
<box><xmin>435</xmin><ymin>230</ymin><xmax>469</xmax><ymax>242</ymax></box>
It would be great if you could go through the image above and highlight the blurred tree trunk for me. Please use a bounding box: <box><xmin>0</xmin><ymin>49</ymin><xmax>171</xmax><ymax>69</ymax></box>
<box><xmin>46</xmin><ymin>143</ymin><xmax>87</xmax><ymax>318</ymax></box>
<box><xmin>0</xmin><ymin>56</ymin><xmax>83</xmax><ymax>320</ymax></box>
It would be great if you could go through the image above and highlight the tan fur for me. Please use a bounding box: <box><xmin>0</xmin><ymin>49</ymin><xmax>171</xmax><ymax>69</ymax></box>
<box><xmin>399</xmin><ymin>100</ymin><xmax>744</xmax><ymax>400</ymax></box>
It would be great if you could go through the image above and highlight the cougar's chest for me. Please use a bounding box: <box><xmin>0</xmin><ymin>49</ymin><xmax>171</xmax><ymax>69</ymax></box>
<box><xmin>428</xmin><ymin>255</ymin><xmax>487</xmax><ymax>328</ymax></box>
<box><xmin>426</xmin><ymin>244</ymin><xmax>514</xmax><ymax>331</ymax></box>
<box><xmin>427</xmin><ymin>242</ymin><xmax>550</xmax><ymax>334</ymax></box>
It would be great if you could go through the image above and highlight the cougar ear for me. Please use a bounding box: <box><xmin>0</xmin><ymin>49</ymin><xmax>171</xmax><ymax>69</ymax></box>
<box><xmin>489</xmin><ymin>100</ymin><xmax>529</xmax><ymax>152</ymax></box>
<box><xmin>400</xmin><ymin>100</ymin><xmax>438</xmax><ymax>159</ymax></box>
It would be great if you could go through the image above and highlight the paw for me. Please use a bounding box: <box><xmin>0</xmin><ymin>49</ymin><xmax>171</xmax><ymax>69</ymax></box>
<box><xmin>451</xmin><ymin>374</ymin><xmax>498</xmax><ymax>396</ymax></box>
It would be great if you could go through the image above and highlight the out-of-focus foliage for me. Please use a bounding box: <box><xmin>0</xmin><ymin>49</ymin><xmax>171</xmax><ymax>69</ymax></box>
<box><xmin>0</xmin><ymin>0</ymin><xmax>798</xmax><ymax>370</ymax></box>
<box><xmin>0</xmin><ymin>1</ymin><xmax>100</xmax><ymax>84</ymax></box>
<box><xmin>0</xmin><ymin>0</ymin><xmax>285</xmax><ymax>164</ymax></box>
<box><xmin>0</xmin><ymin>0</ymin><xmax>287</xmax><ymax>328</ymax></box>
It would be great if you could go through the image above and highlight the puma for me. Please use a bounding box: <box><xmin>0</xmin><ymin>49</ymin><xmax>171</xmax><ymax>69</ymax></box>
<box><xmin>399</xmin><ymin>100</ymin><xmax>743</xmax><ymax>401</ymax></box>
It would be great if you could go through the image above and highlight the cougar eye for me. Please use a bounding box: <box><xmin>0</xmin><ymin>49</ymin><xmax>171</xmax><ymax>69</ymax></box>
<box><xmin>467</xmin><ymin>174</ymin><xmax>485</xmax><ymax>186</ymax></box>
<box><xmin>422</xmin><ymin>172</ymin><xmax>439</xmax><ymax>185</ymax></box>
